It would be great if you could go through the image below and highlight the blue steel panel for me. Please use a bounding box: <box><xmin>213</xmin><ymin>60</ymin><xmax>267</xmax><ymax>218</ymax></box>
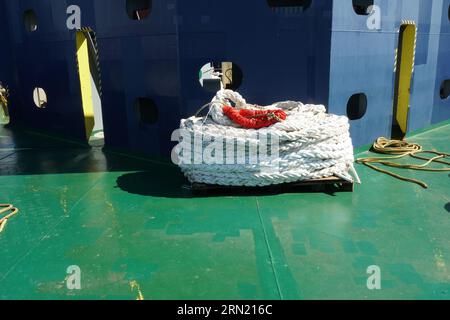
<box><xmin>9</xmin><ymin>39</ymin><xmax>86</xmax><ymax>140</ymax></box>
<box><xmin>332</xmin><ymin>0</ymin><xmax>402</xmax><ymax>32</ymax></box>
<box><xmin>330</xmin><ymin>0</ymin><xmax>449</xmax><ymax>147</ymax></box>
<box><xmin>0</xmin><ymin>1</ymin><xmax>12</xmax><ymax>86</ymax></box>
<box><xmin>176</xmin><ymin>0</ymin><xmax>333</xmax><ymax>116</ymax></box>
<box><xmin>11</xmin><ymin>0</ymin><xmax>75</xmax><ymax>43</ymax></box>
<box><xmin>97</xmin><ymin>0</ymin><xmax>332</xmax><ymax>156</ymax></box>
<box><xmin>432</xmin><ymin>0</ymin><xmax>450</xmax><ymax>123</ymax></box>
<box><xmin>439</xmin><ymin>0</ymin><xmax>450</xmax><ymax>34</ymax></box>
<box><xmin>1</xmin><ymin>0</ymin><xmax>448</xmax><ymax>156</ymax></box>
<box><xmin>2</xmin><ymin>0</ymin><xmax>86</xmax><ymax>141</ymax></box>
<box><xmin>92</xmin><ymin>1</ymin><xmax>180</xmax><ymax>155</ymax></box>
<box><xmin>409</xmin><ymin>34</ymin><xmax>440</xmax><ymax>132</ymax></box>
<box><xmin>328</xmin><ymin>31</ymin><xmax>397</xmax><ymax>146</ymax></box>
<box><xmin>415</xmin><ymin>0</ymin><xmax>433</xmax><ymax>65</ymax></box>
<box><xmin>92</xmin><ymin>0</ymin><xmax>177</xmax><ymax>38</ymax></box>
<box><xmin>97</xmin><ymin>35</ymin><xmax>180</xmax><ymax>155</ymax></box>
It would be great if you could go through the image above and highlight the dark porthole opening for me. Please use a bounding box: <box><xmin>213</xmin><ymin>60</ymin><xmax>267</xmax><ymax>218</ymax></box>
<box><xmin>347</xmin><ymin>93</ymin><xmax>368</xmax><ymax>120</ymax></box>
<box><xmin>33</xmin><ymin>87</ymin><xmax>48</xmax><ymax>109</ymax></box>
<box><xmin>267</xmin><ymin>0</ymin><xmax>312</xmax><ymax>9</ymax></box>
<box><xmin>440</xmin><ymin>80</ymin><xmax>450</xmax><ymax>100</ymax></box>
<box><xmin>126</xmin><ymin>0</ymin><xmax>152</xmax><ymax>20</ymax></box>
<box><xmin>135</xmin><ymin>98</ymin><xmax>159</xmax><ymax>125</ymax></box>
<box><xmin>24</xmin><ymin>9</ymin><xmax>38</xmax><ymax>32</ymax></box>
<box><xmin>199</xmin><ymin>62</ymin><xmax>243</xmax><ymax>93</ymax></box>
<box><xmin>352</xmin><ymin>0</ymin><xmax>374</xmax><ymax>15</ymax></box>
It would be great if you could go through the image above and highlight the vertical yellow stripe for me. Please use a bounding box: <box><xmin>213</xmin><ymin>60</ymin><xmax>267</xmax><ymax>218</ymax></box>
<box><xmin>76</xmin><ymin>31</ymin><xmax>95</xmax><ymax>141</ymax></box>
<box><xmin>395</xmin><ymin>24</ymin><xmax>416</xmax><ymax>136</ymax></box>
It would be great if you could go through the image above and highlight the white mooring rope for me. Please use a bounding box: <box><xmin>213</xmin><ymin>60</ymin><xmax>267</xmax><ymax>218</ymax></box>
<box><xmin>174</xmin><ymin>89</ymin><xmax>360</xmax><ymax>187</ymax></box>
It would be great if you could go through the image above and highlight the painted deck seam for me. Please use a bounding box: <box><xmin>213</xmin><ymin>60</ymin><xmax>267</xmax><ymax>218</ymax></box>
<box><xmin>255</xmin><ymin>198</ymin><xmax>284</xmax><ymax>300</ymax></box>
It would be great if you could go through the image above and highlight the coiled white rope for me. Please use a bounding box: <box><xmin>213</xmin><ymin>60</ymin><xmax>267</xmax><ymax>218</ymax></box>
<box><xmin>174</xmin><ymin>89</ymin><xmax>360</xmax><ymax>187</ymax></box>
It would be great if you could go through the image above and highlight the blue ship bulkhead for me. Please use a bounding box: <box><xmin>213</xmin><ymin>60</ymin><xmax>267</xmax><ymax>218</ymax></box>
<box><xmin>0</xmin><ymin>0</ymin><xmax>448</xmax><ymax>156</ymax></box>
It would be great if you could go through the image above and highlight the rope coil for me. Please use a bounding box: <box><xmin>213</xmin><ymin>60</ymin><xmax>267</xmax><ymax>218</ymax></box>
<box><xmin>372</xmin><ymin>137</ymin><xmax>422</xmax><ymax>154</ymax></box>
<box><xmin>175</xmin><ymin>89</ymin><xmax>359</xmax><ymax>187</ymax></box>
<box><xmin>0</xmin><ymin>204</ymin><xmax>19</xmax><ymax>234</ymax></box>
<box><xmin>356</xmin><ymin>137</ymin><xmax>450</xmax><ymax>189</ymax></box>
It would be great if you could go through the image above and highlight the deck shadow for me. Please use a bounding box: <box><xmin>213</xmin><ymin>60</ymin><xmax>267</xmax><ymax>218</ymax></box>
<box><xmin>1</xmin><ymin>125</ymin><xmax>178</xmax><ymax>176</ymax></box>
<box><xmin>116</xmin><ymin>170</ymin><xmax>193</xmax><ymax>198</ymax></box>
<box><xmin>116</xmin><ymin>170</ymin><xmax>343</xmax><ymax>199</ymax></box>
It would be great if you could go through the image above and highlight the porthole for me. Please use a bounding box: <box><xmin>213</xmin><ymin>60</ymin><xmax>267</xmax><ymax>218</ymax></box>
<box><xmin>267</xmin><ymin>0</ymin><xmax>312</xmax><ymax>9</ymax></box>
<box><xmin>347</xmin><ymin>93</ymin><xmax>367</xmax><ymax>120</ymax></box>
<box><xmin>24</xmin><ymin>9</ymin><xmax>38</xmax><ymax>32</ymax></box>
<box><xmin>199</xmin><ymin>62</ymin><xmax>243</xmax><ymax>92</ymax></box>
<box><xmin>33</xmin><ymin>87</ymin><xmax>48</xmax><ymax>108</ymax></box>
<box><xmin>440</xmin><ymin>80</ymin><xmax>450</xmax><ymax>100</ymax></box>
<box><xmin>135</xmin><ymin>98</ymin><xmax>159</xmax><ymax>125</ymax></box>
<box><xmin>126</xmin><ymin>0</ymin><xmax>152</xmax><ymax>20</ymax></box>
<box><xmin>352</xmin><ymin>0</ymin><xmax>374</xmax><ymax>15</ymax></box>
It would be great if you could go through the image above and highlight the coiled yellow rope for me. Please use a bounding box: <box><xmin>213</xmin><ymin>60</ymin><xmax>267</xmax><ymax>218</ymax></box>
<box><xmin>0</xmin><ymin>204</ymin><xmax>19</xmax><ymax>234</ymax></box>
<box><xmin>356</xmin><ymin>137</ymin><xmax>450</xmax><ymax>189</ymax></box>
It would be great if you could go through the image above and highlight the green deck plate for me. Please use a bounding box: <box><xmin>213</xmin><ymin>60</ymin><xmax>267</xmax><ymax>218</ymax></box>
<box><xmin>0</xmin><ymin>123</ymin><xmax>449</xmax><ymax>300</ymax></box>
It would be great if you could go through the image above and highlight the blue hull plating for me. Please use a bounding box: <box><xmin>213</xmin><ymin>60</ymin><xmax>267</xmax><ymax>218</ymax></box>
<box><xmin>0</xmin><ymin>0</ymin><xmax>449</xmax><ymax>156</ymax></box>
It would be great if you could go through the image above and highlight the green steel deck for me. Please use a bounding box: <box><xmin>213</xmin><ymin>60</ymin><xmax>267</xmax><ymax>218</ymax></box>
<box><xmin>0</xmin><ymin>123</ymin><xmax>449</xmax><ymax>300</ymax></box>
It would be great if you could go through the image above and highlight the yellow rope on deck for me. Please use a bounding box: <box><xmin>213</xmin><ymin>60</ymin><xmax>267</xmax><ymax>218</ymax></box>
<box><xmin>0</xmin><ymin>204</ymin><xmax>19</xmax><ymax>234</ymax></box>
<box><xmin>356</xmin><ymin>137</ymin><xmax>450</xmax><ymax>189</ymax></box>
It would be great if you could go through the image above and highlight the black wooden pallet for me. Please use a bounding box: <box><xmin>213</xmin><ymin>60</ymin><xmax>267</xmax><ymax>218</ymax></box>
<box><xmin>190</xmin><ymin>177</ymin><xmax>354</xmax><ymax>197</ymax></box>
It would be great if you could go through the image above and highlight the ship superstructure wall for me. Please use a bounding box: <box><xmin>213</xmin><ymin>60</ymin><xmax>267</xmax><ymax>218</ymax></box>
<box><xmin>0</xmin><ymin>0</ymin><xmax>448</xmax><ymax>156</ymax></box>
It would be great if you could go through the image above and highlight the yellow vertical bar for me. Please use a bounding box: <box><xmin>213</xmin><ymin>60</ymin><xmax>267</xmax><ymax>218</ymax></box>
<box><xmin>0</xmin><ymin>90</ymin><xmax>9</xmax><ymax>125</ymax></box>
<box><xmin>76</xmin><ymin>30</ymin><xmax>95</xmax><ymax>141</ymax></box>
<box><xmin>395</xmin><ymin>24</ymin><xmax>416</xmax><ymax>136</ymax></box>
<box><xmin>222</xmin><ymin>62</ymin><xmax>233</xmax><ymax>89</ymax></box>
